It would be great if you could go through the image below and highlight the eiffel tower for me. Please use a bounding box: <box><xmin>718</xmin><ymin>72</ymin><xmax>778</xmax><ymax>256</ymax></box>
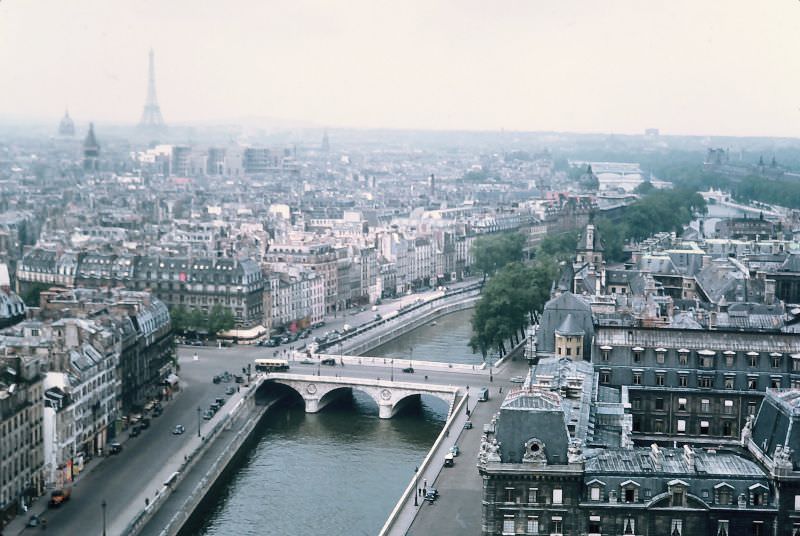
<box><xmin>138</xmin><ymin>49</ymin><xmax>166</xmax><ymax>130</ymax></box>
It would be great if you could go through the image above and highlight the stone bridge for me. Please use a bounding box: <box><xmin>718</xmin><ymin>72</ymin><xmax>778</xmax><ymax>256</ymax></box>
<box><xmin>260</xmin><ymin>373</ymin><xmax>461</xmax><ymax>419</ymax></box>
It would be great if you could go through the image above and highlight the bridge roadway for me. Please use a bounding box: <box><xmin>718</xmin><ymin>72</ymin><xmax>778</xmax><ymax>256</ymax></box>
<box><xmin>11</xmin><ymin>347</ymin><xmax>498</xmax><ymax>536</ymax></box>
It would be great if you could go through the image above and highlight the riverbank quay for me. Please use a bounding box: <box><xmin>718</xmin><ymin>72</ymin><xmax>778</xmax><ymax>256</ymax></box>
<box><xmin>383</xmin><ymin>357</ymin><xmax>530</xmax><ymax>536</ymax></box>
<box><xmin>119</xmin><ymin>380</ymin><xmax>264</xmax><ymax>536</ymax></box>
<box><xmin>136</xmin><ymin>394</ymin><xmax>282</xmax><ymax>536</ymax></box>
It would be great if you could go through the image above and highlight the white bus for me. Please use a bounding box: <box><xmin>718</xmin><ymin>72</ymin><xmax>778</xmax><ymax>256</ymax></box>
<box><xmin>254</xmin><ymin>358</ymin><xmax>290</xmax><ymax>372</ymax></box>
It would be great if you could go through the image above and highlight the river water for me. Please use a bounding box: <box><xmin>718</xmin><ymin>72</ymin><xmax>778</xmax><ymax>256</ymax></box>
<box><xmin>190</xmin><ymin>309</ymin><xmax>473</xmax><ymax>536</ymax></box>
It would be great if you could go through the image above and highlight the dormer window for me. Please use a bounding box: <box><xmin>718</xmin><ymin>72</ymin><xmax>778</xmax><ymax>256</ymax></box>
<box><xmin>620</xmin><ymin>480</ymin><xmax>640</xmax><ymax>503</ymax></box>
<box><xmin>678</xmin><ymin>349</ymin><xmax>689</xmax><ymax>365</ymax></box>
<box><xmin>655</xmin><ymin>348</ymin><xmax>666</xmax><ymax>364</ymax></box>
<box><xmin>632</xmin><ymin>347</ymin><xmax>643</xmax><ymax>363</ymax></box>
<box><xmin>587</xmin><ymin>479</ymin><xmax>605</xmax><ymax>502</ymax></box>
<box><xmin>668</xmin><ymin>480</ymin><xmax>689</xmax><ymax>507</ymax></box>
<box><xmin>749</xmin><ymin>483</ymin><xmax>768</xmax><ymax>507</ymax></box>
<box><xmin>699</xmin><ymin>350</ymin><xmax>714</xmax><ymax>368</ymax></box>
<box><xmin>715</xmin><ymin>483</ymin><xmax>734</xmax><ymax>505</ymax></box>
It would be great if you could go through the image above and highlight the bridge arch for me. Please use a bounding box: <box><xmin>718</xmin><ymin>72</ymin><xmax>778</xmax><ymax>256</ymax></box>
<box><xmin>259</xmin><ymin>374</ymin><xmax>459</xmax><ymax>419</ymax></box>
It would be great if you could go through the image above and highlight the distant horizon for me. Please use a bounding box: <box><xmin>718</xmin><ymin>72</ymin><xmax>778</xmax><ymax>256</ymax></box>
<box><xmin>2</xmin><ymin>1</ymin><xmax>799</xmax><ymax>139</ymax></box>
<box><xmin>4</xmin><ymin>112</ymin><xmax>800</xmax><ymax>144</ymax></box>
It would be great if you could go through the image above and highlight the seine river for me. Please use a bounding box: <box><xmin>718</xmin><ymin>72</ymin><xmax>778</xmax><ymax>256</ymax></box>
<box><xmin>189</xmin><ymin>308</ymin><xmax>474</xmax><ymax>536</ymax></box>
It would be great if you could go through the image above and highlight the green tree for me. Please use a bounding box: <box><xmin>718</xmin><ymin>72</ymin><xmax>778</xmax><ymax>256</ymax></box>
<box><xmin>188</xmin><ymin>308</ymin><xmax>208</xmax><ymax>332</ymax></box>
<box><xmin>207</xmin><ymin>304</ymin><xmax>236</xmax><ymax>335</ymax></box>
<box><xmin>471</xmin><ymin>232</ymin><xmax>525</xmax><ymax>281</ymax></box>
<box><xmin>169</xmin><ymin>306</ymin><xmax>189</xmax><ymax>333</ymax></box>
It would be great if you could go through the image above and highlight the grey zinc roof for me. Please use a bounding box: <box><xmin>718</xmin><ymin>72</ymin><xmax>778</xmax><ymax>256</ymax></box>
<box><xmin>555</xmin><ymin>313</ymin><xmax>585</xmax><ymax>336</ymax></box>
<box><xmin>585</xmin><ymin>447</ymin><xmax>765</xmax><ymax>477</ymax></box>
<box><xmin>595</xmin><ymin>326</ymin><xmax>800</xmax><ymax>353</ymax></box>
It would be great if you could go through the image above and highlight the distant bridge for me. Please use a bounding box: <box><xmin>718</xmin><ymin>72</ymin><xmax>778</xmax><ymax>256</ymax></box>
<box><xmin>258</xmin><ymin>373</ymin><xmax>461</xmax><ymax>419</ymax></box>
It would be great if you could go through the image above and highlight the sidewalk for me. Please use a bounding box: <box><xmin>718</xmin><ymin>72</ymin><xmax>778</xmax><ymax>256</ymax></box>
<box><xmin>3</xmin><ymin>406</ymin><xmax>153</xmax><ymax>535</ymax></box>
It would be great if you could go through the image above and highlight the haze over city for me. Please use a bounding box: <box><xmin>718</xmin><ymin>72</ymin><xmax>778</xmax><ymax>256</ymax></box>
<box><xmin>2</xmin><ymin>0</ymin><xmax>799</xmax><ymax>137</ymax></box>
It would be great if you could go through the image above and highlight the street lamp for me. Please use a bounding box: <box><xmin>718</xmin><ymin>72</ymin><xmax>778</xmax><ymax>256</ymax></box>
<box><xmin>409</xmin><ymin>346</ymin><xmax>414</xmax><ymax>370</ymax></box>
<box><xmin>196</xmin><ymin>407</ymin><xmax>201</xmax><ymax>438</ymax></box>
<box><xmin>102</xmin><ymin>499</ymin><xmax>107</xmax><ymax>536</ymax></box>
<box><xmin>390</xmin><ymin>358</ymin><xmax>394</xmax><ymax>382</ymax></box>
<box><xmin>413</xmin><ymin>466</ymin><xmax>419</xmax><ymax>506</ymax></box>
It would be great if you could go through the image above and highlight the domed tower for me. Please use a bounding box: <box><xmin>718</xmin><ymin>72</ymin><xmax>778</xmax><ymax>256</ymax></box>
<box><xmin>83</xmin><ymin>123</ymin><xmax>100</xmax><ymax>171</ymax></box>
<box><xmin>58</xmin><ymin>109</ymin><xmax>75</xmax><ymax>137</ymax></box>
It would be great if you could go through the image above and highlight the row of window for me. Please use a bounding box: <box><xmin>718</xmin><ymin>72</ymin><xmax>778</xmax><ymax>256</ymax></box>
<box><xmin>631</xmin><ymin>396</ymin><xmax>757</xmax><ymax>415</ymax></box>
<box><xmin>601</xmin><ymin>369</ymin><xmax>800</xmax><ymax>390</ymax></box>
<box><xmin>600</xmin><ymin>347</ymin><xmax>800</xmax><ymax>371</ymax></box>
<box><xmin>499</xmin><ymin>515</ymin><xmax>765</xmax><ymax>536</ymax></box>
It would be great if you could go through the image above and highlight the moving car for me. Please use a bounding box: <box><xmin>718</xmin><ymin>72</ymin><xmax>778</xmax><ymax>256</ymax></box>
<box><xmin>320</xmin><ymin>357</ymin><xmax>336</xmax><ymax>366</ymax></box>
<box><xmin>49</xmin><ymin>488</ymin><xmax>71</xmax><ymax>508</ymax></box>
<box><xmin>444</xmin><ymin>453</ymin><xmax>455</xmax><ymax>467</ymax></box>
<box><xmin>464</xmin><ymin>420</ymin><xmax>473</xmax><ymax>429</ymax></box>
<box><xmin>173</xmin><ymin>424</ymin><xmax>185</xmax><ymax>435</ymax></box>
<box><xmin>27</xmin><ymin>515</ymin><xmax>41</xmax><ymax>527</ymax></box>
<box><xmin>109</xmin><ymin>442</ymin><xmax>123</xmax><ymax>455</ymax></box>
<box><xmin>478</xmin><ymin>387</ymin><xmax>490</xmax><ymax>402</ymax></box>
<box><xmin>449</xmin><ymin>445</ymin><xmax>460</xmax><ymax>457</ymax></box>
<box><xmin>510</xmin><ymin>376</ymin><xmax>526</xmax><ymax>384</ymax></box>
<box><xmin>402</xmin><ymin>367</ymin><xmax>414</xmax><ymax>373</ymax></box>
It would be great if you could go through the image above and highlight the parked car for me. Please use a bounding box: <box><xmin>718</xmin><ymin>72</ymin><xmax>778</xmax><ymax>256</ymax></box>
<box><xmin>402</xmin><ymin>367</ymin><xmax>414</xmax><ymax>373</ymax></box>
<box><xmin>234</xmin><ymin>374</ymin><xmax>244</xmax><ymax>384</ymax></box>
<box><xmin>140</xmin><ymin>417</ymin><xmax>151</xmax><ymax>429</ymax></box>
<box><xmin>173</xmin><ymin>424</ymin><xmax>185</xmax><ymax>435</ymax></box>
<box><xmin>449</xmin><ymin>445</ymin><xmax>460</xmax><ymax>457</ymax></box>
<box><xmin>424</xmin><ymin>488</ymin><xmax>439</xmax><ymax>502</ymax></box>
<box><xmin>27</xmin><ymin>514</ymin><xmax>41</xmax><ymax>527</ymax></box>
<box><xmin>215</xmin><ymin>397</ymin><xmax>226</xmax><ymax>406</ymax></box>
<box><xmin>109</xmin><ymin>442</ymin><xmax>123</xmax><ymax>455</ymax></box>
<box><xmin>212</xmin><ymin>375</ymin><xmax>221</xmax><ymax>384</ymax></box>
<box><xmin>320</xmin><ymin>357</ymin><xmax>336</xmax><ymax>366</ymax></box>
<box><xmin>129</xmin><ymin>425</ymin><xmax>141</xmax><ymax>438</ymax></box>
<box><xmin>203</xmin><ymin>410</ymin><xmax>213</xmax><ymax>420</ymax></box>
<box><xmin>225</xmin><ymin>386</ymin><xmax>236</xmax><ymax>395</ymax></box>
<box><xmin>464</xmin><ymin>420</ymin><xmax>473</xmax><ymax>430</ymax></box>
<box><xmin>300</xmin><ymin>358</ymin><xmax>315</xmax><ymax>365</ymax></box>
<box><xmin>186</xmin><ymin>339</ymin><xmax>204</xmax><ymax>346</ymax></box>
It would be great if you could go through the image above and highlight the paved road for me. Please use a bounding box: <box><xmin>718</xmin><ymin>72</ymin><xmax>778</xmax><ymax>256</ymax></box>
<box><xmin>9</xmin><ymin>353</ymin><xmax>491</xmax><ymax>532</ymax></box>
<box><xmin>406</xmin><ymin>358</ymin><xmax>530</xmax><ymax>536</ymax></box>
<box><xmin>3</xmin><ymin>280</ymin><xmax>484</xmax><ymax>535</ymax></box>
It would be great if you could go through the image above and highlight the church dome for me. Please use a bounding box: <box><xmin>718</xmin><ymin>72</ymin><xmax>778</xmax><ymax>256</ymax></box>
<box><xmin>58</xmin><ymin>110</ymin><xmax>75</xmax><ymax>137</ymax></box>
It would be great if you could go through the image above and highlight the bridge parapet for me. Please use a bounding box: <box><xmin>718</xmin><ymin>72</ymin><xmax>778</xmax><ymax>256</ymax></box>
<box><xmin>262</xmin><ymin>373</ymin><xmax>460</xmax><ymax>419</ymax></box>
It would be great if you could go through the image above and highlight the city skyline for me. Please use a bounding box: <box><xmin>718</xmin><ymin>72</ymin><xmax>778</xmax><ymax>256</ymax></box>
<box><xmin>1</xmin><ymin>0</ymin><xmax>799</xmax><ymax>137</ymax></box>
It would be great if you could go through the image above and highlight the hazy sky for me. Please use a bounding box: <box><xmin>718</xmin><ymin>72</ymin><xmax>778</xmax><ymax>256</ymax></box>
<box><xmin>1</xmin><ymin>0</ymin><xmax>798</xmax><ymax>136</ymax></box>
